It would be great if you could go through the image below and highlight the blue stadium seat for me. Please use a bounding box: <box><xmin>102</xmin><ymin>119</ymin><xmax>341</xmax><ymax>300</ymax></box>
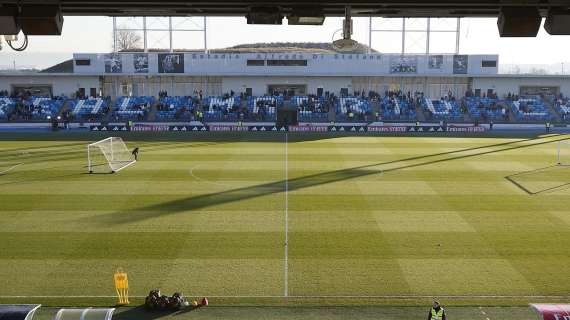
<box><xmin>380</xmin><ymin>96</ymin><xmax>416</xmax><ymax>121</ymax></box>
<box><xmin>204</xmin><ymin>96</ymin><xmax>241</xmax><ymax>121</ymax></box>
<box><xmin>508</xmin><ymin>96</ymin><xmax>553</xmax><ymax>122</ymax></box>
<box><xmin>70</xmin><ymin>97</ymin><xmax>108</xmax><ymax>119</ymax></box>
<box><xmin>113</xmin><ymin>96</ymin><xmax>154</xmax><ymax>120</ymax></box>
<box><xmin>0</xmin><ymin>97</ymin><xmax>16</xmax><ymax>120</ymax></box>
<box><xmin>293</xmin><ymin>96</ymin><xmax>329</xmax><ymax>123</ymax></box>
<box><xmin>248</xmin><ymin>96</ymin><xmax>280</xmax><ymax>121</ymax></box>
<box><xmin>464</xmin><ymin>97</ymin><xmax>508</xmax><ymax>121</ymax></box>
<box><xmin>336</xmin><ymin>97</ymin><xmax>371</xmax><ymax>122</ymax></box>
<box><xmin>157</xmin><ymin>96</ymin><xmax>193</xmax><ymax>121</ymax></box>
<box><xmin>423</xmin><ymin>97</ymin><xmax>462</xmax><ymax>120</ymax></box>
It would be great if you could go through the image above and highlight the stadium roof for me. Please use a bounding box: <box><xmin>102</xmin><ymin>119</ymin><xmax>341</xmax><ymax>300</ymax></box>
<box><xmin>40</xmin><ymin>59</ymin><xmax>74</xmax><ymax>73</ymax></box>
<box><xmin>0</xmin><ymin>0</ymin><xmax>564</xmax><ymax>17</ymax></box>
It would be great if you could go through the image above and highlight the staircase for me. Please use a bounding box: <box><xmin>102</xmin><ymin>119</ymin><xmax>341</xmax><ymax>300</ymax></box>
<box><xmin>394</xmin><ymin>99</ymin><xmax>401</xmax><ymax>116</ymax></box>
<box><xmin>120</xmin><ymin>97</ymin><xmax>130</xmax><ymax>111</ymax></box>
<box><xmin>91</xmin><ymin>99</ymin><xmax>103</xmax><ymax>114</ymax></box>
<box><xmin>147</xmin><ymin>100</ymin><xmax>159</xmax><ymax>121</ymax></box>
<box><xmin>414</xmin><ymin>102</ymin><xmax>426</xmax><ymax>122</ymax></box>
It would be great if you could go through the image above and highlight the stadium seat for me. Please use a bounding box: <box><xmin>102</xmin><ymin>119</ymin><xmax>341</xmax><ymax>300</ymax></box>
<box><xmin>508</xmin><ymin>96</ymin><xmax>554</xmax><ymax>122</ymax></box>
<box><xmin>464</xmin><ymin>96</ymin><xmax>508</xmax><ymax>121</ymax></box>
<box><xmin>70</xmin><ymin>97</ymin><xmax>108</xmax><ymax>119</ymax></box>
<box><xmin>113</xmin><ymin>96</ymin><xmax>154</xmax><ymax>121</ymax></box>
<box><xmin>336</xmin><ymin>97</ymin><xmax>371</xmax><ymax>122</ymax></box>
<box><xmin>423</xmin><ymin>97</ymin><xmax>462</xmax><ymax>120</ymax></box>
<box><xmin>157</xmin><ymin>96</ymin><xmax>193</xmax><ymax>121</ymax></box>
<box><xmin>293</xmin><ymin>96</ymin><xmax>329</xmax><ymax>123</ymax></box>
<box><xmin>248</xmin><ymin>96</ymin><xmax>280</xmax><ymax>121</ymax></box>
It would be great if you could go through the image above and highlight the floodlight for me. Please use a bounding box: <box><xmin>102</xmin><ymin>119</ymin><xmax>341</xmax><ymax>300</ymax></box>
<box><xmin>288</xmin><ymin>8</ymin><xmax>325</xmax><ymax>25</ymax></box>
<box><xmin>246</xmin><ymin>7</ymin><xmax>283</xmax><ymax>25</ymax></box>
<box><xmin>544</xmin><ymin>7</ymin><xmax>570</xmax><ymax>35</ymax></box>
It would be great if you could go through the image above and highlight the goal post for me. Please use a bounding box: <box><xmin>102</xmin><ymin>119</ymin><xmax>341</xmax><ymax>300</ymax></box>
<box><xmin>557</xmin><ymin>139</ymin><xmax>570</xmax><ymax>166</ymax></box>
<box><xmin>88</xmin><ymin>137</ymin><xmax>136</xmax><ymax>173</ymax></box>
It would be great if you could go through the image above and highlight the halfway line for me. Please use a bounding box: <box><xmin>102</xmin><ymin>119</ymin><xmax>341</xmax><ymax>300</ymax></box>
<box><xmin>284</xmin><ymin>133</ymin><xmax>289</xmax><ymax>297</ymax></box>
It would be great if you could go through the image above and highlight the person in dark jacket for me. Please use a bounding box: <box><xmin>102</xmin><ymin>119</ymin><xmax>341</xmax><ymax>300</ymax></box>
<box><xmin>132</xmin><ymin>147</ymin><xmax>139</xmax><ymax>161</ymax></box>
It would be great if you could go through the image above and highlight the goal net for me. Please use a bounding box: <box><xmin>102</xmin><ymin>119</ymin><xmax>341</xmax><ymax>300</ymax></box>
<box><xmin>88</xmin><ymin>137</ymin><xmax>136</xmax><ymax>173</ymax></box>
<box><xmin>557</xmin><ymin>140</ymin><xmax>570</xmax><ymax>166</ymax></box>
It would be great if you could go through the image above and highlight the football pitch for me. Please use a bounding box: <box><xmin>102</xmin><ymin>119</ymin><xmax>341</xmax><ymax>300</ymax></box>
<box><xmin>1</xmin><ymin>132</ymin><xmax>570</xmax><ymax>315</ymax></box>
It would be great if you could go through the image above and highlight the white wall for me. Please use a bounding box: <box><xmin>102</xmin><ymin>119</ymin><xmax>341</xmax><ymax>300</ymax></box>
<box><xmin>75</xmin><ymin>53</ymin><xmax>499</xmax><ymax>77</ymax></box>
<box><xmin>0</xmin><ymin>75</ymin><xmax>100</xmax><ymax>97</ymax></box>
<box><xmin>472</xmin><ymin>76</ymin><xmax>570</xmax><ymax>97</ymax></box>
<box><xmin>222</xmin><ymin>76</ymin><xmax>352</xmax><ymax>96</ymax></box>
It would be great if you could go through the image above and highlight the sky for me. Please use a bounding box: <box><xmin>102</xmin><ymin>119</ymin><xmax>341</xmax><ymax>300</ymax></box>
<box><xmin>0</xmin><ymin>16</ymin><xmax>569</xmax><ymax>71</ymax></box>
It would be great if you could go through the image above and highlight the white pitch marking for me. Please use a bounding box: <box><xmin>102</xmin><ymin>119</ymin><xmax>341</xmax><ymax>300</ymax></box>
<box><xmin>189</xmin><ymin>164</ymin><xmax>233</xmax><ymax>187</ymax></box>
<box><xmin>284</xmin><ymin>133</ymin><xmax>289</xmax><ymax>297</ymax></box>
<box><xmin>0</xmin><ymin>163</ymin><xmax>23</xmax><ymax>175</ymax></box>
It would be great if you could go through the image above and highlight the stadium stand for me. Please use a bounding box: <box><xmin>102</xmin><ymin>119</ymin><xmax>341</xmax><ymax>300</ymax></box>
<box><xmin>203</xmin><ymin>96</ymin><xmax>241</xmax><ymax>121</ymax></box>
<box><xmin>292</xmin><ymin>96</ymin><xmax>330</xmax><ymax>123</ymax></box>
<box><xmin>464</xmin><ymin>96</ymin><xmax>508</xmax><ymax>121</ymax></box>
<box><xmin>26</xmin><ymin>96</ymin><xmax>66</xmax><ymax>120</ymax></box>
<box><xmin>423</xmin><ymin>97</ymin><xmax>463</xmax><ymax>120</ymax></box>
<box><xmin>337</xmin><ymin>96</ymin><xmax>371</xmax><ymax>122</ymax></box>
<box><xmin>113</xmin><ymin>96</ymin><xmax>154</xmax><ymax>121</ymax></box>
<box><xmin>379</xmin><ymin>95</ymin><xmax>417</xmax><ymax>120</ymax></box>
<box><xmin>69</xmin><ymin>97</ymin><xmax>109</xmax><ymax>120</ymax></box>
<box><xmin>555</xmin><ymin>97</ymin><xmax>570</xmax><ymax>120</ymax></box>
<box><xmin>157</xmin><ymin>96</ymin><xmax>193</xmax><ymax>121</ymax></box>
<box><xmin>0</xmin><ymin>97</ymin><xmax>16</xmax><ymax>120</ymax></box>
<box><xmin>248</xmin><ymin>96</ymin><xmax>280</xmax><ymax>121</ymax></box>
<box><xmin>508</xmin><ymin>96</ymin><xmax>553</xmax><ymax>122</ymax></box>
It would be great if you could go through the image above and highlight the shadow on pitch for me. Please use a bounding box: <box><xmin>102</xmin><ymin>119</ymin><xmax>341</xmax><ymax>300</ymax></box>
<box><xmin>88</xmin><ymin>134</ymin><xmax>568</xmax><ymax>226</ymax></box>
<box><xmin>89</xmin><ymin>166</ymin><xmax>382</xmax><ymax>225</ymax></box>
<box><xmin>505</xmin><ymin>164</ymin><xmax>570</xmax><ymax>195</ymax></box>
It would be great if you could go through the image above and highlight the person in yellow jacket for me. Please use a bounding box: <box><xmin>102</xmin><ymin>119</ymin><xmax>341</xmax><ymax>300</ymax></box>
<box><xmin>427</xmin><ymin>301</ymin><xmax>446</xmax><ymax>320</ymax></box>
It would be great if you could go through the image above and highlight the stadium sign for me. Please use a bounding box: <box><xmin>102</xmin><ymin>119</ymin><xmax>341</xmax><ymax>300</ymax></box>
<box><xmin>90</xmin><ymin>124</ymin><xmax>486</xmax><ymax>134</ymax></box>
<box><xmin>208</xmin><ymin>125</ymin><xmax>250</xmax><ymax>132</ymax></box>
<box><xmin>131</xmin><ymin>124</ymin><xmax>171</xmax><ymax>132</ymax></box>
<box><xmin>208</xmin><ymin>125</ymin><xmax>287</xmax><ymax>132</ymax></box>
<box><xmin>531</xmin><ymin>304</ymin><xmax>570</xmax><ymax>320</ymax></box>
<box><xmin>91</xmin><ymin>125</ymin><xmax>129</xmax><ymax>131</ymax></box>
<box><xmin>446</xmin><ymin>126</ymin><xmax>486</xmax><ymax>133</ymax></box>
<box><xmin>407</xmin><ymin>126</ymin><xmax>446</xmax><ymax>132</ymax></box>
<box><xmin>169</xmin><ymin>126</ymin><xmax>208</xmax><ymax>132</ymax></box>
<box><xmin>289</xmin><ymin>125</ymin><xmax>328</xmax><ymax>132</ymax></box>
<box><xmin>367</xmin><ymin>126</ymin><xmax>407</xmax><ymax>132</ymax></box>
<box><xmin>329</xmin><ymin>126</ymin><xmax>367</xmax><ymax>132</ymax></box>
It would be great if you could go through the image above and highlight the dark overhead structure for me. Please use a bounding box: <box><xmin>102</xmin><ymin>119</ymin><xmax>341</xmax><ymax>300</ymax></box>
<box><xmin>0</xmin><ymin>0</ymin><xmax>570</xmax><ymax>36</ymax></box>
<box><xmin>497</xmin><ymin>6</ymin><xmax>542</xmax><ymax>37</ymax></box>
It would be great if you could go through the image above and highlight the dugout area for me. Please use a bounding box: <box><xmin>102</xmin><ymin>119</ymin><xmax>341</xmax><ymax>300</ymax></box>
<box><xmin>0</xmin><ymin>306</ymin><xmax>115</xmax><ymax>320</ymax></box>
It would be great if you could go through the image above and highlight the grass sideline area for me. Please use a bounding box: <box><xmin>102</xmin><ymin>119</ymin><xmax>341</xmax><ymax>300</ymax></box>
<box><xmin>29</xmin><ymin>306</ymin><xmax>537</xmax><ymax>320</ymax></box>
<box><xmin>0</xmin><ymin>131</ymin><xmax>569</xmax><ymax>318</ymax></box>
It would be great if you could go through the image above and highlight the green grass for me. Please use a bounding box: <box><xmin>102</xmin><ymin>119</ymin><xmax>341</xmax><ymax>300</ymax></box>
<box><xmin>0</xmin><ymin>132</ymin><xmax>570</xmax><ymax>316</ymax></box>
